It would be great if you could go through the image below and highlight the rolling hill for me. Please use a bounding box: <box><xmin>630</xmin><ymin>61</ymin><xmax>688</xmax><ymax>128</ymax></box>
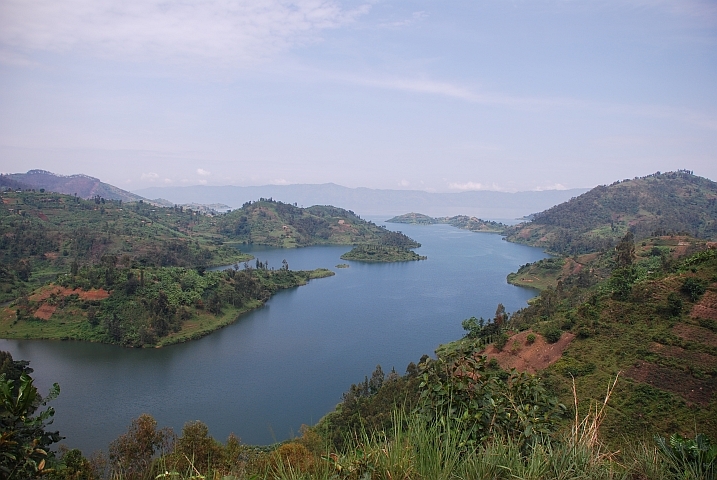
<box><xmin>505</xmin><ymin>170</ymin><xmax>717</xmax><ymax>255</ymax></box>
<box><xmin>6</xmin><ymin>169</ymin><xmax>146</xmax><ymax>203</ymax></box>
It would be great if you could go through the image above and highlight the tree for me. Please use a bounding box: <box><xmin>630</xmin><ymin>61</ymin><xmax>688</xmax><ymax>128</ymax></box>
<box><xmin>615</xmin><ymin>231</ymin><xmax>635</xmax><ymax>268</ymax></box>
<box><xmin>108</xmin><ymin>414</ymin><xmax>174</xmax><ymax>480</ymax></box>
<box><xmin>494</xmin><ymin>303</ymin><xmax>508</xmax><ymax>329</ymax></box>
<box><xmin>0</xmin><ymin>358</ymin><xmax>62</xmax><ymax>479</ymax></box>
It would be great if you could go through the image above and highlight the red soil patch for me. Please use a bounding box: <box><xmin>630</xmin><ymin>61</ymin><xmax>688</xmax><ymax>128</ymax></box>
<box><xmin>29</xmin><ymin>285</ymin><xmax>110</xmax><ymax>302</ymax></box>
<box><xmin>625</xmin><ymin>360</ymin><xmax>717</xmax><ymax>405</ymax></box>
<box><xmin>482</xmin><ymin>330</ymin><xmax>576</xmax><ymax>374</ymax></box>
<box><xmin>44</xmin><ymin>252</ymin><xmax>59</xmax><ymax>260</ymax></box>
<box><xmin>673</xmin><ymin>323</ymin><xmax>717</xmax><ymax>348</ymax></box>
<box><xmin>33</xmin><ymin>304</ymin><xmax>57</xmax><ymax>320</ymax></box>
<box><xmin>36</xmin><ymin>212</ymin><xmax>48</xmax><ymax>221</ymax></box>
<box><xmin>650</xmin><ymin>343</ymin><xmax>717</xmax><ymax>369</ymax></box>
<box><xmin>561</xmin><ymin>258</ymin><xmax>583</xmax><ymax>277</ymax></box>
<box><xmin>691</xmin><ymin>289</ymin><xmax>717</xmax><ymax>321</ymax></box>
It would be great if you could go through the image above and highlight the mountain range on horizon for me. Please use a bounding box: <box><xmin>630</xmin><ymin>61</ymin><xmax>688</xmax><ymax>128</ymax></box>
<box><xmin>0</xmin><ymin>169</ymin><xmax>590</xmax><ymax>219</ymax></box>
<box><xmin>134</xmin><ymin>183</ymin><xmax>590</xmax><ymax>219</ymax></box>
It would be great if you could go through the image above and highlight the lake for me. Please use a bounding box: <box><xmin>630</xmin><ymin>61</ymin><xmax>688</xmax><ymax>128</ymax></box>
<box><xmin>0</xmin><ymin>220</ymin><xmax>548</xmax><ymax>454</ymax></box>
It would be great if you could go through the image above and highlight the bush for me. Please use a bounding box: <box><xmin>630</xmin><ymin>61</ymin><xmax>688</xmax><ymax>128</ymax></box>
<box><xmin>682</xmin><ymin>277</ymin><xmax>707</xmax><ymax>302</ymax></box>
<box><xmin>667</xmin><ymin>292</ymin><xmax>683</xmax><ymax>317</ymax></box>
<box><xmin>543</xmin><ymin>326</ymin><xmax>562</xmax><ymax>344</ymax></box>
<box><xmin>526</xmin><ymin>333</ymin><xmax>536</xmax><ymax>345</ymax></box>
<box><xmin>495</xmin><ymin>332</ymin><xmax>509</xmax><ymax>351</ymax></box>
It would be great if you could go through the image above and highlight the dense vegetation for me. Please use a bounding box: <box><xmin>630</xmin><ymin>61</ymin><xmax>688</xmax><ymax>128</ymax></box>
<box><xmin>218</xmin><ymin>199</ymin><xmax>420</xmax><ymax>248</ymax></box>
<box><xmin>340</xmin><ymin>245</ymin><xmax>426</xmax><ymax>262</ymax></box>
<box><xmin>0</xmin><ymin>259</ymin><xmax>332</xmax><ymax>347</ymax></box>
<box><xmin>505</xmin><ymin>170</ymin><xmax>717</xmax><ymax>255</ymax></box>
<box><xmin>0</xmin><ymin>190</ymin><xmax>251</xmax><ymax>303</ymax></box>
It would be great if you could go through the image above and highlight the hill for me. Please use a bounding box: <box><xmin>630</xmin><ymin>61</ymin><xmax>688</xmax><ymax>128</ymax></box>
<box><xmin>0</xmin><ymin>190</ymin><xmax>249</xmax><ymax>303</ymax></box>
<box><xmin>217</xmin><ymin>198</ymin><xmax>420</xmax><ymax>249</ymax></box>
<box><xmin>502</xmin><ymin>235</ymin><xmax>717</xmax><ymax>442</ymax></box>
<box><xmin>388</xmin><ymin>212</ymin><xmax>508</xmax><ymax>233</ymax></box>
<box><xmin>505</xmin><ymin>170</ymin><xmax>717</xmax><ymax>255</ymax></box>
<box><xmin>6</xmin><ymin>169</ymin><xmax>146</xmax><ymax>203</ymax></box>
<box><xmin>134</xmin><ymin>183</ymin><xmax>590</xmax><ymax>218</ymax></box>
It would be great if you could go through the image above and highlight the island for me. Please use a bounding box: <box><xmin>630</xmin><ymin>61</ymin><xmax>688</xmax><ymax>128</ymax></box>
<box><xmin>340</xmin><ymin>245</ymin><xmax>426</xmax><ymax>262</ymax></box>
<box><xmin>387</xmin><ymin>213</ymin><xmax>508</xmax><ymax>233</ymax></box>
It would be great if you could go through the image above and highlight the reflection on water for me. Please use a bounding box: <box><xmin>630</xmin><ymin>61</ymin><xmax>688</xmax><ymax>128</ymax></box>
<box><xmin>0</xmin><ymin>220</ymin><xmax>548</xmax><ymax>454</ymax></box>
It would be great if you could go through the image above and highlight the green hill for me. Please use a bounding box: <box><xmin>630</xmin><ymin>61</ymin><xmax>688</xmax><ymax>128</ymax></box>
<box><xmin>505</xmin><ymin>170</ymin><xmax>717</xmax><ymax>255</ymax></box>
<box><xmin>218</xmin><ymin>199</ymin><xmax>421</xmax><ymax>248</ymax></box>
<box><xmin>0</xmin><ymin>190</ymin><xmax>250</xmax><ymax>302</ymax></box>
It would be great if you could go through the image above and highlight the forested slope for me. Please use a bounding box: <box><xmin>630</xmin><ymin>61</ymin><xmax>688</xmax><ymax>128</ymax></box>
<box><xmin>217</xmin><ymin>198</ymin><xmax>420</xmax><ymax>248</ymax></box>
<box><xmin>505</xmin><ymin>170</ymin><xmax>717</xmax><ymax>254</ymax></box>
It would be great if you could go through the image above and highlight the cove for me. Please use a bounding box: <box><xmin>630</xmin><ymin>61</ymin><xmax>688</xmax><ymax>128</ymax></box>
<box><xmin>0</xmin><ymin>220</ymin><xmax>549</xmax><ymax>454</ymax></box>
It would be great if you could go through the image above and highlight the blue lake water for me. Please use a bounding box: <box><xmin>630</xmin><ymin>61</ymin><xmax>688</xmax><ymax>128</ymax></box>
<box><xmin>0</xmin><ymin>220</ymin><xmax>548</xmax><ymax>454</ymax></box>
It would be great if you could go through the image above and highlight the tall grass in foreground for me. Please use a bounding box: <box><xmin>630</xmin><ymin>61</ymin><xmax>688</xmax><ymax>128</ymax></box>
<box><xmin>124</xmin><ymin>413</ymin><xmax>698</xmax><ymax>480</ymax></box>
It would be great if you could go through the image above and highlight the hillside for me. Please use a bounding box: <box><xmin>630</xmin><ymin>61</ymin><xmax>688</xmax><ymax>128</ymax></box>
<box><xmin>502</xmin><ymin>236</ymin><xmax>717</xmax><ymax>442</ymax></box>
<box><xmin>505</xmin><ymin>170</ymin><xmax>717</xmax><ymax>255</ymax></box>
<box><xmin>7</xmin><ymin>169</ymin><xmax>147</xmax><ymax>203</ymax></box>
<box><xmin>0</xmin><ymin>190</ymin><xmax>249</xmax><ymax>303</ymax></box>
<box><xmin>388</xmin><ymin>212</ymin><xmax>508</xmax><ymax>233</ymax></box>
<box><xmin>217</xmin><ymin>198</ymin><xmax>420</xmax><ymax>248</ymax></box>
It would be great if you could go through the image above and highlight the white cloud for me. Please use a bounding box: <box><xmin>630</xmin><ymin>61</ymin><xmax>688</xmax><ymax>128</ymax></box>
<box><xmin>398</xmin><ymin>179</ymin><xmax>410</xmax><ymax>187</ymax></box>
<box><xmin>197</xmin><ymin>168</ymin><xmax>211</xmax><ymax>176</ymax></box>
<box><xmin>141</xmin><ymin>172</ymin><xmax>159</xmax><ymax>181</ymax></box>
<box><xmin>448</xmin><ymin>181</ymin><xmax>484</xmax><ymax>191</ymax></box>
<box><xmin>533</xmin><ymin>183</ymin><xmax>568</xmax><ymax>191</ymax></box>
<box><xmin>448</xmin><ymin>181</ymin><xmax>509</xmax><ymax>192</ymax></box>
<box><xmin>0</xmin><ymin>0</ymin><xmax>371</xmax><ymax>66</ymax></box>
<box><xmin>271</xmin><ymin>178</ymin><xmax>289</xmax><ymax>185</ymax></box>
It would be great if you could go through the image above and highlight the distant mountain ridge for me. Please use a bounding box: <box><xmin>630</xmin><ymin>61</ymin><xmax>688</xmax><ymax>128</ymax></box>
<box><xmin>6</xmin><ymin>169</ymin><xmax>146</xmax><ymax>203</ymax></box>
<box><xmin>133</xmin><ymin>183</ymin><xmax>590</xmax><ymax>218</ymax></box>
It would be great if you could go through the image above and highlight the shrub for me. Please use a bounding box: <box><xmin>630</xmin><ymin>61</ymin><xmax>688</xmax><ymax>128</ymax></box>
<box><xmin>655</xmin><ymin>433</ymin><xmax>716</xmax><ymax>479</ymax></box>
<box><xmin>544</xmin><ymin>326</ymin><xmax>562</xmax><ymax>344</ymax></box>
<box><xmin>495</xmin><ymin>332</ymin><xmax>509</xmax><ymax>351</ymax></box>
<box><xmin>526</xmin><ymin>333</ymin><xmax>536</xmax><ymax>345</ymax></box>
<box><xmin>666</xmin><ymin>292</ymin><xmax>683</xmax><ymax>317</ymax></box>
<box><xmin>682</xmin><ymin>277</ymin><xmax>707</xmax><ymax>302</ymax></box>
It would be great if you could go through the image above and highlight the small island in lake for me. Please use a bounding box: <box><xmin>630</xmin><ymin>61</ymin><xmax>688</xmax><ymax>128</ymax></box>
<box><xmin>387</xmin><ymin>213</ymin><xmax>508</xmax><ymax>233</ymax></box>
<box><xmin>340</xmin><ymin>245</ymin><xmax>426</xmax><ymax>262</ymax></box>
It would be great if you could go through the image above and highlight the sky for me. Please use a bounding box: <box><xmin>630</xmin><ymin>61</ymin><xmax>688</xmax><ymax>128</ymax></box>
<box><xmin>0</xmin><ymin>0</ymin><xmax>716</xmax><ymax>193</ymax></box>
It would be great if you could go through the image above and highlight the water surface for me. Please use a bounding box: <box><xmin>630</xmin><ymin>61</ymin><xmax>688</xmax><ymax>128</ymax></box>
<box><xmin>0</xmin><ymin>221</ymin><xmax>547</xmax><ymax>453</ymax></box>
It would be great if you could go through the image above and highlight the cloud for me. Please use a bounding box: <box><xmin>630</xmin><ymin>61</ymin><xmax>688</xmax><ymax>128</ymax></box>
<box><xmin>271</xmin><ymin>178</ymin><xmax>289</xmax><ymax>185</ymax></box>
<box><xmin>141</xmin><ymin>172</ymin><xmax>159</xmax><ymax>181</ymax></box>
<box><xmin>197</xmin><ymin>168</ymin><xmax>211</xmax><ymax>176</ymax></box>
<box><xmin>533</xmin><ymin>183</ymin><xmax>568</xmax><ymax>191</ymax></box>
<box><xmin>448</xmin><ymin>181</ymin><xmax>484</xmax><ymax>191</ymax></box>
<box><xmin>0</xmin><ymin>0</ymin><xmax>371</xmax><ymax>66</ymax></box>
<box><xmin>398</xmin><ymin>179</ymin><xmax>410</xmax><ymax>187</ymax></box>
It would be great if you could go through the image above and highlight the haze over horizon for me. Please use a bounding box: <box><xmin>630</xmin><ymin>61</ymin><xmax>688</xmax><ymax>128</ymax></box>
<box><xmin>1</xmin><ymin>1</ymin><xmax>716</xmax><ymax>193</ymax></box>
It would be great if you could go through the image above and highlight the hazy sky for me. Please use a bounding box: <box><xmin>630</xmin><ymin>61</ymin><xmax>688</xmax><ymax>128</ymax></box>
<box><xmin>1</xmin><ymin>1</ymin><xmax>716</xmax><ymax>193</ymax></box>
